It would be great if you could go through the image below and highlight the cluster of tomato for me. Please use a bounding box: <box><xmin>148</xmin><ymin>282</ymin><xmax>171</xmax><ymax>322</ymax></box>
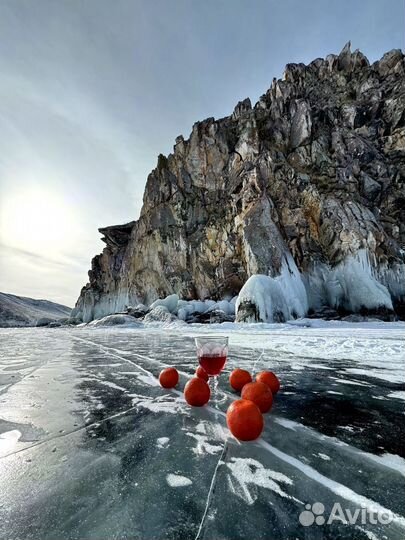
<box><xmin>226</xmin><ymin>368</ymin><xmax>280</xmax><ymax>441</ymax></box>
<box><xmin>158</xmin><ymin>365</ymin><xmax>280</xmax><ymax>442</ymax></box>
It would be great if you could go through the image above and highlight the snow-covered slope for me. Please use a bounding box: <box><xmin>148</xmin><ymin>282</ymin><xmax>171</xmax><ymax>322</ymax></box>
<box><xmin>0</xmin><ymin>292</ymin><xmax>71</xmax><ymax>328</ymax></box>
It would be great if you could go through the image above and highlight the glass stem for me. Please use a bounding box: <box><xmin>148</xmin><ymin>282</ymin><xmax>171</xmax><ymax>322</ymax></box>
<box><xmin>209</xmin><ymin>375</ymin><xmax>219</xmax><ymax>397</ymax></box>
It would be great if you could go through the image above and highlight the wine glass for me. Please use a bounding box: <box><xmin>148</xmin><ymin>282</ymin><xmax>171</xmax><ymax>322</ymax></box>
<box><xmin>195</xmin><ymin>336</ymin><xmax>228</xmax><ymax>404</ymax></box>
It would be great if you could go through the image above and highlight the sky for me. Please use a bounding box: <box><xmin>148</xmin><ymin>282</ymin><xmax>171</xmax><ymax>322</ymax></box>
<box><xmin>0</xmin><ymin>0</ymin><xmax>404</xmax><ymax>307</ymax></box>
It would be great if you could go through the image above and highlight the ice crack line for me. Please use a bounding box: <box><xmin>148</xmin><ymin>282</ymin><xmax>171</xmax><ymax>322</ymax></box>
<box><xmin>0</xmin><ymin>348</ymin><xmax>68</xmax><ymax>395</ymax></box>
<box><xmin>194</xmin><ymin>439</ymin><xmax>228</xmax><ymax>540</ymax></box>
<box><xmin>0</xmin><ymin>405</ymin><xmax>140</xmax><ymax>460</ymax></box>
<box><xmin>70</xmin><ymin>335</ymin><xmax>158</xmax><ymax>377</ymax></box>
<box><xmin>252</xmin><ymin>348</ymin><xmax>264</xmax><ymax>373</ymax></box>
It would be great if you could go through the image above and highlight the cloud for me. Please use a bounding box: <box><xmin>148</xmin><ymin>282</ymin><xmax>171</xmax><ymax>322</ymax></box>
<box><xmin>0</xmin><ymin>242</ymin><xmax>87</xmax><ymax>307</ymax></box>
<box><xmin>0</xmin><ymin>243</ymin><xmax>86</xmax><ymax>269</ymax></box>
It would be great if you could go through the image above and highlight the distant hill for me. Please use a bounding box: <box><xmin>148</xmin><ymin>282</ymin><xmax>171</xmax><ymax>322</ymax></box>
<box><xmin>0</xmin><ymin>292</ymin><xmax>72</xmax><ymax>328</ymax></box>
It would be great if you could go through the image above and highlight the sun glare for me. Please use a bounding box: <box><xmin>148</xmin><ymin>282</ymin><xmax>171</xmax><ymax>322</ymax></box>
<box><xmin>0</xmin><ymin>188</ymin><xmax>78</xmax><ymax>259</ymax></box>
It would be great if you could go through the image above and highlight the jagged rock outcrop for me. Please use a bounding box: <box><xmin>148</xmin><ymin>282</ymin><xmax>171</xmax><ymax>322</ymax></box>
<box><xmin>73</xmin><ymin>44</ymin><xmax>405</xmax><ymax>323</ymax></box>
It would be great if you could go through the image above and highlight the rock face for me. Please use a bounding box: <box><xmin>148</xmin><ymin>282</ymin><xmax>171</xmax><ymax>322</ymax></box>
<box><xmin>73</xmin><ymin>44</ymin><xmax>405</xmax><ymax>323</ymax></box>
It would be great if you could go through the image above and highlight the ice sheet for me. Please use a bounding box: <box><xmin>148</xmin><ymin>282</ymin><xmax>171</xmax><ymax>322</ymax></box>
<box><xmin>0</xmin><ymin>322</ymin><xmax>404</xmax><ymax>540</ymax></box>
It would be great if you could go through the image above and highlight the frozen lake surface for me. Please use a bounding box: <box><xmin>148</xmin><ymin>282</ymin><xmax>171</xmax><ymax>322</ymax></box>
<box><xmin>0</xmin><ymin>321</ymin><xmax>404</xmax><ymax>540</ymax></box>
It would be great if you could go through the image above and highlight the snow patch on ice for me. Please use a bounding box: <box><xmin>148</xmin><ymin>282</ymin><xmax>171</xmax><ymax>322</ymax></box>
<box><xmin>274</xmin><ymin>418</ymin><xmax>299</xmax><ymax>431</ymax></box>
<box><xmin>307</xmin><ymin>363</ymin><xmax>335</xmax><ymax>371</ymax></box>
<box><xmin>0</xmin><ymin>429</ymin><xmax>22</xmax><ymax>456</ymax></box>
<box><xmin>166</xmin><ymin>473</ymin><xmax>193</xmax><ymax>487</ymax></box>
<box><xmin>156</xmin><ymin>437</ymin><xmax>170</xmax><ymax>448</ymax></box>
<box><xmin>97</xmin><ymin>380</ymin><xmax>127</xmax><ymax>392</ymax></box>
<box><xmin>186</xmin><ymin>432</ymin><xmax>223</xmax><ymax>456</ymax></box>
<box><xmin>339</xmin><ymin>425</ymin><xmax>356</xmax><ymax>432</ymax></box>
<box><xmin>345</xmin><ymin>368</ymin><xmax>404</xmax><ymax>384</ymax></box>
<box><xmin>226</xmin><ymin>457</ymin><xmax>297</xmax><ymax>505</ymax></box>
<box><xmin>88</xmin><ymin>363</ymin><xmax>123</xmax><ymax>368</ymax></box>
<box><xmin>387</xmin><ymin>391</ymin><xmax>405</xmax><ymax>401</ymax></box>
<box><xmin>332</xmin><ymin>378</ymin><xmax>371</xmax><ymax>387</ymax></box>
<box><xmin>186</xmin><ymin>422</ymin><xmax>225</xmax><ymax>456</ymax></box>
<box><xmin>83</xmin><ymin>378</ymin><xmax>127</xmax><ymax>392</ymax></box>
<box><xmin>364</xmin><ymin>452</ymin><xmax>405</xmax><ymax>477</ymax></box>
<box><xmin>137</xmin><ymin>374</ymin><xmax>160</xmax><ymax>387</ymax></box>
<box><xmin>132</xmin><ymin>396</ymin><xmax>184</xmax><ymax>415</ymax></box>
<box><xmin>355</xmin><ymin>527</ymin><xmax>380</xmax><ymax>540</ymax></box>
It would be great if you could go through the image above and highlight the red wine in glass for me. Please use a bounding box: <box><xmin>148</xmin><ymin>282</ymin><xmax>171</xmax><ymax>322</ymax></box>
<box><xmin>198</xmin><ymin>354</ymin><xmax>227</xmax><ymax>376</ymax></box>
<box><xmin>195</xmin><ymin>336</ymin><xmax>229</xmax><ymax>404</ymax></box>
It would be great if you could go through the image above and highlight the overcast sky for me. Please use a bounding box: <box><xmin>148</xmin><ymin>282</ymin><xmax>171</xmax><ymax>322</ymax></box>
<box><xmin>0</xmin><ymin>0</ymin><xmax>404</xmax><ymax>307</ymax></box>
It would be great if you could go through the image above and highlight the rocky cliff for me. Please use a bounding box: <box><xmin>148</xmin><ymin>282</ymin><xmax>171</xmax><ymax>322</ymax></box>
<box><xmin>73</xmin><ymin>43</ymin><xmax>405</xmax><ymax>323</ymax></box>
